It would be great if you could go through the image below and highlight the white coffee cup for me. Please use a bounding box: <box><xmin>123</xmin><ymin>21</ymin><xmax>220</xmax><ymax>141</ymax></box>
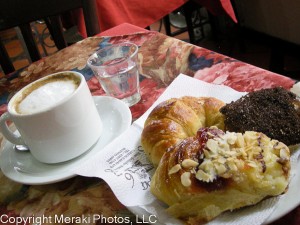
<box><xmin>0</xmin><ymin>71</ymin><xmax>103</xmax><ymax>163</ymax></box>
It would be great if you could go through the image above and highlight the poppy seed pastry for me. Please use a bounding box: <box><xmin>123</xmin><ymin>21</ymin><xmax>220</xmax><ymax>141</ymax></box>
<box><xmin>141</xmin><ymin>96</ymin><xmax>225</xmax><ymax>166</ymax></box>
<box><xmin>220</xmin><ymin>87</ymin><xmax>300</xmax><ymax>146</ymax></box>
<box><xmin>150</xmin><ymin>127</ymin><xmax>290</xmax><ymax>224</ymax></box>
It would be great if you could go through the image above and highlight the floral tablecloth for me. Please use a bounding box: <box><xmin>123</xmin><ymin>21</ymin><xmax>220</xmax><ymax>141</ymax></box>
<box><xmin>0</xmin><ymin>30</ymin><xmax>298</xmax><ymax>225</ymax></box>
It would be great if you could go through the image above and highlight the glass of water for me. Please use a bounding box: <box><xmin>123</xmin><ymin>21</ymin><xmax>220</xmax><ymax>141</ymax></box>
<box><xmin>87</xmin><ymin>42</ymin><xmax>141</xmax><ymax>107</ymax></box>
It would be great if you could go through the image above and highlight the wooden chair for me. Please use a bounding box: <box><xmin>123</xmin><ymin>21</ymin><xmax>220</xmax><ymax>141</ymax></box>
<box><xmin>0</xmin><ymin>0</ymin><xmax>100</xmax><ymax>75</ymax></box>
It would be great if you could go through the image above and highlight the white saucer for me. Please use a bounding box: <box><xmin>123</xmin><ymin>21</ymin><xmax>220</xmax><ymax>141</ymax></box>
<box><xmin>0</xmin><ymin>96</ymin><xmax>132</xmax><ymax>185</ymax></box>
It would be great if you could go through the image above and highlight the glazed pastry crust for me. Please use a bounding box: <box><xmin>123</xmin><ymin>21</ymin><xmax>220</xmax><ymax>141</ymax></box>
<box><xmin>151</xmin><ymin>128</ymin><xmax>290</xmax><ymax>224</ymax></box>
<box><xmin>141</xmin><ymin>96</ymin><xmax>225</xmax><ymax>166</ymax></box>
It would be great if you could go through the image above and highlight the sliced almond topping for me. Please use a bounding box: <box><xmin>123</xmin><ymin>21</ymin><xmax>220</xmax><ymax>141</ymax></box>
<box><xmin>206</xmin><ymin>139</ymin><xmax>219</xmax><ymax>153</ymax></box>
<box><xmin>279</xmin><ymin>147</ymin><xmax>290</xmax><ymax>160</ymax></box>
<box><xmin>226</xmin><ymin>157</ymin><xmax>234</xmax><ymax>162</ymax></box>
<box><xmin>199</xmin><ymin>159</ymin><xmax>214</xmax><ymax>171</ymax></box>
<box><xmin>247</xmin><ymin>161</ymin><xmax>258</xmax><ymax>168</ymax></box>
<box><xmin>226</xmin><ymin>151</ymin><xmax>238</xmax><ymax>157</ymax></box>
<box><xmin>190</xmin><ymin>130</ymin><xmax>290</xmax><ymax>183</ymax></box>
<box><xmin>235</xmin><ymin>160</ymin><xmax>245</xmax><ymax>169</ymax></box>
<box><xmin>215</xmin><ymin>163</ymin><xmax>227</xmax><ymax>174</ymax></box>
<box><xmin>190</xmin><ymin>168</ymin><xmax>197</xmax><ymax>174</ymax></box>
<box><xmin>181</xmin><ymin>172</ymin><xmax>192</xmax><ymax>187</ymax></box>
<box><xmin>244</xmin><ymin>131</ymin><xmax>257</xmax><ymax>145</ymax></box>
<box><xmin>168</xmin><ymin>164</ymin><xmax>182</xmax><ymax>175</ymax></box>
<box><xmin>274</xmin><ymin>141</ymin><xmax>286</xmax><ymax>150</ymax></box>
<box><xmin>237</xmin><ymin>147</ymin><xmax>247</xmax><ymax>158</ymax></box>
<box><xmin>217</xmin><ymin>157</ymin><xmax>226</xmax><ymax>164</ymax></box>
<box><xmin>207</xmin><ymin>132</ymin><xmax>215</xmax><ymax>137</ymax></box>
<box><xmin>219</xmin><ymin>142</ymin><xmax>230</xmax><ymax>152</ymax></box>
<box><xmin>227</xmin><ymin>160</ymin><xmax>238</xmax><ymax>171</ymax></box>
<box><xmin>226</xmin><ymin>133</ymin><xmax>237</xmax><ymax>145</ymax></box>
<box><xmin>203</xmin><ymin>149</ymin><xmax>212</xmax><ymax>158</ymax></box>
<box><xmin>237</xmin><ymin>133</ymin><xmax>245</xmax><ymax>147</ymax></box>
<box><xmin>196</xmin><ymin>169</ymin><xmax>215</xmax><ymax>182</ymax></box>
<box><xmin>182</xmin><ymin>159</ymin><xmax>199</xmax><ymax>168</ymax></box>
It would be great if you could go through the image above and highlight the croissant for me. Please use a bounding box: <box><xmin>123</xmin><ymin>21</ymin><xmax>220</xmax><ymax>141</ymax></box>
<box><xmin>151</xmin><ymin>127</ymin><xmax>290</xmax><ymax>224</ymax></box>
<box><xmin>141</xmin><ymin>96</ymin><xmax>225</xmax><ymax>166</ymax></box>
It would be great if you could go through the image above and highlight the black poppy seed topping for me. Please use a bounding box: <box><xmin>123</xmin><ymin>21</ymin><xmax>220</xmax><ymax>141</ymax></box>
<box><xmin>220</xmin><ymin>87</ymin><xmax>300</xmax><ymax>146</ymax></box>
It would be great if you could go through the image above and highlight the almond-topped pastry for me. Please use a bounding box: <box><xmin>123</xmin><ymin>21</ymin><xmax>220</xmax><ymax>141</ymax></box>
<box><xmin>150</xmin><ymin>127</ymin><xmax>290</xmax><ymax>224</ymax></box>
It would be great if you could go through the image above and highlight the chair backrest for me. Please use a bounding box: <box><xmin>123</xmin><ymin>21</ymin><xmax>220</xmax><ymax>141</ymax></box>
<box><xmin>0</xmin><ymin>0</ymin><xmax>100</xmax><ymax>74</ymax></box>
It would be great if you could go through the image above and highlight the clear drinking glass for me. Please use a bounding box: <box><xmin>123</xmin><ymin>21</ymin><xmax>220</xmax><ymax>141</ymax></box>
<box><xmin>87</xmin><ymin>42</ymin><xmax>141</xmax><ymax>107</ymax></box>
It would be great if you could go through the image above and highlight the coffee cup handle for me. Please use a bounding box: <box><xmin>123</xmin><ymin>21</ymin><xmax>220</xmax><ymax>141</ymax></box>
<box><xmin>0</xmin><ymin>112</ymin><xmax>25</xmax><ymax>145</ymax></box>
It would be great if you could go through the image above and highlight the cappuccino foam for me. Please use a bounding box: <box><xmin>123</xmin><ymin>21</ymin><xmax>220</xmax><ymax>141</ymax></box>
<box><xmin>16</xmin><ymin>74</ymin><xmax>80</xmax><ymax>115</ymax></box>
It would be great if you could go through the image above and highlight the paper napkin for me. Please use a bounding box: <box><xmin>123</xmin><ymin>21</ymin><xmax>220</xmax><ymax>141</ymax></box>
<box><xmin>74</xmin><ymin>74</ymin><xmax>300</xmax><ymax>225</ymax></box>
